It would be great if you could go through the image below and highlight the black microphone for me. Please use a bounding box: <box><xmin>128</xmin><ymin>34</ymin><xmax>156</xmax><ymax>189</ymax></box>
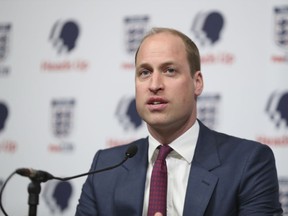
<box><xmin>16</xmin><ymin>144</ymin><xmax>138</xmax><ymax>182</ymax></box>
<box><xmin>16</xmin><ymin>168</ymin><xmax>54</xmax><ymax>182</ymax></box>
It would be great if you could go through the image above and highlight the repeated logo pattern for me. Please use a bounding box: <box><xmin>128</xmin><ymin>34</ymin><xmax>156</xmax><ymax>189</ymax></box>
<box><xmin>192</xmin><ymin>11</ymin><xmax>225</xmax><ymax>46</ymax></box>
<box><xmin>123</xmin><ymin>15</ymin><xmax>150</xmax><ymax>54</ymax></box>
<box><xmin>116</xmin><ymin>96</ymin><xmax>143</xmax><ymax>130</ymax></box>
<box><xmin>266</xmin><ymin>90</ymin><xmax>288</xmax><ymax>129</ymax></box>
<box><xmin>51</xmin><ymin>99</ymin><xmax>75</xmax><ymax>138</ymax></box>
<box><xmin>0</xmin><ymin>102</ymin><xmax>8</xmax><ymax>132</ymax></box>
<box><xmin>50</xmin><ymin>20</ymin><xmax>80</xmax><ymax>54</ymax></box>
<box><xmin>197</xmin><ymin>94</ymin><xmax>221</xmax><ymax>130</ymax></box>
<box><xmin>43</xmin><ymin>180</ymin><xmax>73</xmax><ymax>214</ymax></box>
<box><xmin>274</xmin><ymin>6</ymin><xmax>288</xmax><ymax>51</ymax></box>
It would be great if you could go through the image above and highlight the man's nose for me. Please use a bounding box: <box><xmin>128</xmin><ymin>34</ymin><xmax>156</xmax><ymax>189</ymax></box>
<box><xmin>149</xmin><ymin>72</ymin><xmax>164</xmax><ymax>93</ymax></box>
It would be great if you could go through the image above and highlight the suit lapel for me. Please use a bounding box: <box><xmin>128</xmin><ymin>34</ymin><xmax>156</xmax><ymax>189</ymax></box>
<box><xmin>114</xmin><ymin>139</ymin><xmax>149</xmax><ymax>216</ymax></box>
<box><xmin>183</xmin><ymin>121</ymin><xmax>221</xmax><ymax>216</ymax></box>
<box><xmin>183</xmin><ymin>165</ymin><xmax>219</xmax><ymax>216</ymax></box>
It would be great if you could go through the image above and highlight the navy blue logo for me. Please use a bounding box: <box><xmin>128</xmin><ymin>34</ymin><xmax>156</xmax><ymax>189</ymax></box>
<box><xmin>123</xmin><ymin>15</ymin><xmax>150</xmax><ymax>54</ymax></box>
<box><xmin>192</xmin><ymin>11</ymin><xmax>225</xmax><ymax>46</ymax></box>
<box><xmin>266</xmin><ymin>90</ymin><xmax>288</xmax><ymax>129</ymax></box>
<box><xmin>51</xmin><ymin>99</ymin><xmax>75</xmax><ymax>138</ymax></box>
<box><xmin>274</xmin><ymin>6</ymin><xmax>288</xmax><ymax>50</ymax></box>
<box><xmin>0</xmin><ymin>102</ymin><xmax>8</xmax><ymax>132</ymax></box>
<box><xmin>116</xmin><ymin>96</ymin><xmax>143</xmax><ymax>130</ymax></box>
<box><xmin>43</xmin><ymin>181</ymin><xmax>73</xmax><ymax>213</ymax></box>
<box><xmin>197</xmin><ymin>94</ymin><xmax>221</xmax><ymax>130</ymax></box>
<box><xmin>50</xmin><ymin>20</ymin><xmax>80</xmax><ymax>54</ymax></box>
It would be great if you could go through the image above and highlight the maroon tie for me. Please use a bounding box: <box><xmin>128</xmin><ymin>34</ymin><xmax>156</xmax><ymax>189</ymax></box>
<box><xmin>148</xmin><ymin>145</ymin><xmax>172</xmax><ymax>216</ymax></box>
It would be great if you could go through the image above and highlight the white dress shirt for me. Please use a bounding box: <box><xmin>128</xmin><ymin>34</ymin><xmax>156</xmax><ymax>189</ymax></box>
<box><xmin>142</xmin><ymin>121</ymin><xmax>200</xmax><ymax>216</ymax></box>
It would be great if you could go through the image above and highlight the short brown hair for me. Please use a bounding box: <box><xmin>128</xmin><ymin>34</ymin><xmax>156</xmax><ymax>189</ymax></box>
<box><xmin>135</xmin><ymin>27</ymin><xmax>201</xmax><ymax>77</ymax></box>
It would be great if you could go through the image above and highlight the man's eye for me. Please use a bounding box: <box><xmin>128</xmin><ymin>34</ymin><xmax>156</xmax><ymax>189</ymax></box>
<box><xmin>139</xmin><ymin>70</ymin><xmax>151</xmax><ymax>77</ymax></box>
<box><xmin>166</xmin><ymin>68</ymin><xmax>176</xmax><ymax>74</ymax></box>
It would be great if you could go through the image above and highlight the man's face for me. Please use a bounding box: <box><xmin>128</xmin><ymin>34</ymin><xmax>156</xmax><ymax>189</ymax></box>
<box><xmin>135</xmin><ymin>32</ymin><xmax>203</xmax><ymax>134</ymax></box>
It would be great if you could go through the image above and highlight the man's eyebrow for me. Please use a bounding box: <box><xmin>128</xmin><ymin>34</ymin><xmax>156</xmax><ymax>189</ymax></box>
<box><xmin>136</xmin><ymin>61</ymin><xmax>176</xmax><ymax>69</ymax></box>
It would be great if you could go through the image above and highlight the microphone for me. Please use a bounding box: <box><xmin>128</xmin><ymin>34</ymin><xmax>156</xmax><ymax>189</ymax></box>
<box><xmin>16</xmin><ymin>144</ymin><xmax>138</xmax><ymax>182</ymax></box>
<box><xmin>16</xmin><ymin>168</ymin><xmax>54</xmax><ymax>182</ymax></box>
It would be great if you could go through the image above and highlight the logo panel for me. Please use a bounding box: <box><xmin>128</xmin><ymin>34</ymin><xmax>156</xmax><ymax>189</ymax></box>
<box><xmin>192</xmin><ymin>11</ymin><xmax>224</xmax><ymax>46</ymax></box>
<box><xmin>0</xmin><ymin>101</ymin><xmax>17</xmax><ymax>153</ymax></box>
<box><xmin>43</xmin><ymin>180</ymin><xmax>73</xmax><ymax>214</ymax></box>
<box><xmin>121</xmin><ymin>15</ymin><xmax>150</xmax><ymax>70</ymax></box>
<box><xmin>197</xmin><ymin>93</ymin><xmax>221</xmax><ymax>130</ymax></box>
<box><xmin>50</xmin><ymin>20</ymin><xmax>80</xmax><ymax>54</ymax></box>
<box><xmin>271</xmin><ymin>6</ymin><xmax>288</xmax><ymax>63</ymax></box>
<box><xmin>41</xmin><ymin>19</ymin><xmax>89</xmax><ymax>72</ymax></box>
<box><xmin>191</xmin><ymin>10</ymin><xmax>235</xmax><ymax>65</ymax></box>
<box><xmin>48</xmin><ymin>98</ymin><xmax>75</xmax><ymax>153</ymax></box>
<box><xmin>256</xmin><ymin>90</ymin><xmax>288</xmax><ymax>146</ymax></box>
<box><xmin>106</xmin><ymin>96</ymin><xmax>144</xmax><ymax>148</ymax></box>
<box><xmin>274</xmin><ymin>7</ymin><xmax>288</xmax><ymax>51</ymax></box>
<box><xmin>0</xmin><ymin>23</ymin><xmax>11</xmax><ymax>77</ymax></box>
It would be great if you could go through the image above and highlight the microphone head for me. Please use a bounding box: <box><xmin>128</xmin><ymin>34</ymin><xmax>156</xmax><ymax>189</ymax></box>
<box><xmin>125</xmin><ymin>145</ymin><xmax>138</xmax><ymax>158</ymax></box>
<box><xmin>16</xmin><ymin>168</ymin><xmax>31</xmax><ymax>177</ymax></box>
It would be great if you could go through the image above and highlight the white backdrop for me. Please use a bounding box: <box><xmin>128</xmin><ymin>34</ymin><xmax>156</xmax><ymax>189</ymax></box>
<box><xmin>0</xmin><ymin>0</ymin><xmax>288</xmax><ymax>215</ymax></box>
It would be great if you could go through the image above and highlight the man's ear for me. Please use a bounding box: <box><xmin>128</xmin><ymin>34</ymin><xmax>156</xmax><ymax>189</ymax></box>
<box><xmin>194</xmin><ymin>71</ymin><xmax>204</xmax><ymax>96</ymax></box>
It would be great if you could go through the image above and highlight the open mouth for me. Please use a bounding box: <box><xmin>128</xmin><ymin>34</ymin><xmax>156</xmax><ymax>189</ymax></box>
<box><xmin>150</xmin><ymin>101</ymin><xmax>162</xmax><ymax>105</ymax></box>
<box><xmin>147</xmin><ymin>98</ymin><xmax>168</xmax><ymax>110</ymax></box>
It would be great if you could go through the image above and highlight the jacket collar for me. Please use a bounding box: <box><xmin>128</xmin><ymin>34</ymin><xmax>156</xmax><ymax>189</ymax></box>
<box><xmin>114</xmin><ymin>138</ymin><xmax>149</xmax><ymax>216</ymax></box>
<box><xmin>114</xmin><ymin>120</ymin><xmax>221</xmax><ymax>216</ymax></box>
<box><xmin>183</xmin><ymin>120</ymin><xmax>221</xmax><ymax>216</ymax></box>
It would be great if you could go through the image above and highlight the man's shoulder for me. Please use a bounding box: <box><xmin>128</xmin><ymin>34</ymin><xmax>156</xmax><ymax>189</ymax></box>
<box><xmin>95</xmin><ymin>137</ymin><xmax>148</xmax><ymax>161</ymax></box>
<box><xmin>103</xmin><ymin>137</ymin><xmax>148</xmax><ymax>152</ymax></box>
<box><xmin>198</xmin><ymin>120</ymin><xmax>271</xmax><ymax>152</ymax></box>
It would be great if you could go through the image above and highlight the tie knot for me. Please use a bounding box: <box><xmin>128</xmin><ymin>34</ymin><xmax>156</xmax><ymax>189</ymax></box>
<box><xmin>157</xmin><ymin>145</ymin><xmax>172</xmax><ymax>160</ymax></box>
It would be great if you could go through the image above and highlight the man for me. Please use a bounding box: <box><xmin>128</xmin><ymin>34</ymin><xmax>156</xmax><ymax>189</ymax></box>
<box><xmin>75</xmin><ymin>27</ymin><xmax>283</xmax><ymax>215</ymax></box>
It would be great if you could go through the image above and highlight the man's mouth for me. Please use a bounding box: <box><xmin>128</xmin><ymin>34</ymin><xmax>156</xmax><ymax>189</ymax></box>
<box><xmin>150</xmin><ymin>101</ymin><xmax>162</xmax><ymax>105</ymax></box>
<box><xmin>146</xmin><ymin>98</ymin><xmax>168</xmax><ymax>110</ymax></box>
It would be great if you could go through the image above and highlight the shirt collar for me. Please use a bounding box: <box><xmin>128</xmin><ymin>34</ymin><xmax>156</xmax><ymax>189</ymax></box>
<box><xmin>148</xmin><ymin>120</ymin><xmax>199</xmax><ymax>164</ymax></box>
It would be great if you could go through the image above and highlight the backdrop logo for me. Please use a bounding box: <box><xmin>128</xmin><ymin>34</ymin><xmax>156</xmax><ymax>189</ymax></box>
<box><xmin>121</xmin><ymin>15</ymin><xmax>150</xmax><ymax>70</ymax></box>
<box><xmin>106</xmin><ymin>96</ymin><xmax>143</xmax><ymax>148</ymax></box>
<box><xmin>43</xmin><ymin>180</ymin><xmax>73</xmax><ymax>214</ymax></box>
<box><xmin>197</xmin><ymin>94</ymin><xmax>221</xmax><ymax>130</ymax></box>
<box><xmin>51</xmin><ymin>99</ymin><xmax>75</xmax><ymax>138</ymax></box>
<box><xmin>256</xmin><ymin>90</ymin><xmax>288</xmax><ymax>146</ymax></box>
<box><xmin>0</xmin><ymin>102</ymin><xmax>8</xmax><ymax>133</ymax></box>
<box><xmin>0</xmin><ymin>23</ymin><xmax>11</xmax><ymax>77</ymax></box>
<box><xmin>49</xmin><ymin>99</ymin><xmax>75</xmax><ymax>153</ymax></box>
<box><xmin>191</xmin><ymin>11</ymin><xmax>234</xmax><ymax>65</ymax></box>
<box><xmin>116</xmin><ymin>96</ymin><xmax>142</xmax><ymax>130</ymax></box>
<box><xmin>50</xmin><ymin>20</ymin><xmax>80</xmax><ymax>54</ymax></box>
<box><xmin>124</xmin><ymin>15</ymin><xmax>149</xmax><ymax>54</ymax></box>
<box><xmin>41</xmin><ymin>19</ymin><xmax>89</xmax><ymax>72</ymax></box>
<box><xmin>192</xmin><ymin>11</ymin><xmax>224</xmax><ymax>46</ymax></box>
<box><xmin>274</xmin><ymin>6</ymin><xmax>288</xmax><ymax>51</ymax></box>
<box><xmin>279</xmin><ymin>178</ymin><xmax>288</xmax><ymax>215</ymax></box>
<box><xmin>0</xmin><ymin>101</ymin><xmax>17</xmax><ymax>153</ymax></box>
<box><xmin>271</xmin><ymin>6</ymin><xmax>288</xmax><ymax>63</ymax></box>
<box><xmin>266</xmin><ymin>90</ymin><xmax>288</xmax><ymax>129</ymax></box>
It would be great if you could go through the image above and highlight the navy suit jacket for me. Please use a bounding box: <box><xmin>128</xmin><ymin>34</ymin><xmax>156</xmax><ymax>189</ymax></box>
<box><xmin>75</xmin><ymin>121</ymin><xmax>283</xmax><ymax>215</ymax></box>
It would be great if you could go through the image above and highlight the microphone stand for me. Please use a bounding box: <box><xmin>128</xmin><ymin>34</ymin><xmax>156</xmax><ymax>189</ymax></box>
<box><xmin>27</xmin><ymin>180</ymin><xmax>41</xmax><ymax>216</ymax></box>
<box><xmin>23</xmin><ymin>156</ymin><xmax>130</xmax><ymax>216</ymax></box>
<box><xmin>22</xmin><ymin>168</ymin><xmax>54</xmax><ymax>216</ymax></box>
<box><xmin>24</xmin><ymin>155</ymin><xmax>129</xmax><ymax>216</ymax></box>
<box><xmin>0</xmin><ymin>144</ymin><xmax>138</xmax><ymax>216</ymax></box>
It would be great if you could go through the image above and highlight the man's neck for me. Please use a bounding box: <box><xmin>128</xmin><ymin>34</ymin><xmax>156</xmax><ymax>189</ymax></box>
<box><xmin>147</xmin><ymin>118</ymin><xmax>197</xmax><ymax>144</ymax></box>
